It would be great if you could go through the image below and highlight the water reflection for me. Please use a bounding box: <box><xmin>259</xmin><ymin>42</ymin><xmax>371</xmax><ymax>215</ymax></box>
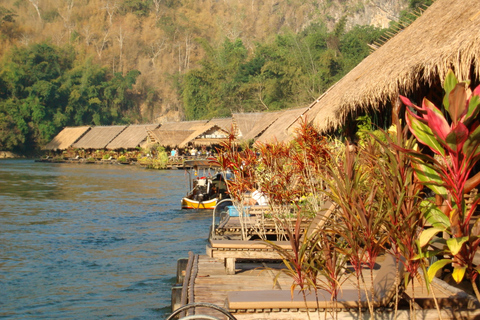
<box><xmin>0</xmin><ymin>160</ymin><xmax>212</xmax><ymax>319</ymax></box>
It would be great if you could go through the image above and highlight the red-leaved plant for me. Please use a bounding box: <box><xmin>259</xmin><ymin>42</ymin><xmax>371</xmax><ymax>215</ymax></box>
<box><xmin>400</xmin><ymin>69</ymin><xmax>480</xmax><ymax>299</ymax></box>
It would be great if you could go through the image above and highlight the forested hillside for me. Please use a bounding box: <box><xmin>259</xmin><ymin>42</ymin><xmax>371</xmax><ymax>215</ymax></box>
<box><xmin>0</xmin><ymin>0</ymin><xmax>431</xmax><ymax>153</ymax></box>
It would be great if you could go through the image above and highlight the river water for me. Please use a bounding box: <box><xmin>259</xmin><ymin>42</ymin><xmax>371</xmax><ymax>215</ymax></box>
<box><xmin>0</xmin><ymin>160</ymin><xmax>212</xmax><ymax>319</ymax></box>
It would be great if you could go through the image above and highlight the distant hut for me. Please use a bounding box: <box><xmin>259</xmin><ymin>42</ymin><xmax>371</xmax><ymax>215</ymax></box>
<box><xmin>43</xmin><ymin>126</ymin><xmax>91</xmax><ymax>151</ymax></box>
<box><xmin>147</xmin><ymin>129</ymin><xmax>194</xmax><ymax>149</ymax></box>
<box><xmin>255</xmin><ymin>107</ymin><xmax>308</xmax><ymax>144</ymax></box>
<box><xmin>232</xmin><ymin>112</ymin><xmax>267</xmax><ymax>140</ymax></box>
<box><xmin>302</xmin><ymin>0</ymin><xmax>480</xmax><ymax>135</ymax></box>
<box><xmin>72</xmin><ymin>125</ymin><xmax>127</xmax><ymax>150</ymax></box>
<box><xmin>145</xmin><ymin>120</ymin><xmax>209</xmax><ymax>151</ymax></box>
<box><xmin>179</xmin><ymin>124</ymin><xmax>229</xmax><ymax>149</ymax></box>
<box><xmin>106</xmin><ymin>124</ymin><xmax>159</xmax><ymax>150</ymax></box>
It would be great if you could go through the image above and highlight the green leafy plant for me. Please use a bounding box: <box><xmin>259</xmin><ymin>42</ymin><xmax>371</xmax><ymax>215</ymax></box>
<box><xmin>400</xmin><ymin>69</ymin><xmax>480</xmax><ymax>299</ymax></box>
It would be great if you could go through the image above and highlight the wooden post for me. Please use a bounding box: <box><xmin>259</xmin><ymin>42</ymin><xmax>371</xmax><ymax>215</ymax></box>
<box><xmin>225</xmin><ymin>257</ymin><xmax>236</xmax><ymax>275</ymax></box>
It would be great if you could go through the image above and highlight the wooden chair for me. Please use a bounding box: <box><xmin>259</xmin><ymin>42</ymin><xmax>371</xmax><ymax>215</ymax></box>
<box><xmin>207</xmin><ymin>202</ymin><xmax>337</xmax><ymax>275</ymax></box>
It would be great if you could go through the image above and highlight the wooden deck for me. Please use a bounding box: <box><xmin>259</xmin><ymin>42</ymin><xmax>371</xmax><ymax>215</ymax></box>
<box><xmin>172</xmin><ymin>252</ymin><xmax>480</xmax><ymax>320</ymax></box>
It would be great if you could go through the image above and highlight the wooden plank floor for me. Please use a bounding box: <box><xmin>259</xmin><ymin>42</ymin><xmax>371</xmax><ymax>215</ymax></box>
<box><xmin>178</xmin><ymin>254</ymin><xmax>480</xmax><ymax>320</ymax></box>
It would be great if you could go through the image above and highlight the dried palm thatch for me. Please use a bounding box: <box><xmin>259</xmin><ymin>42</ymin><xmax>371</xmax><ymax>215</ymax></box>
<box><xmin>148</xmin><ymin>129</ymin><xmax>194</xmax><ymax>148</ymax></box>
<box><xmin>207</xmin><ymin>118</ymin><xmax>233</xmax><ymax>132</ymax></box>
<box><xmin>241</xmin><ymin>111</ymin><xmax>283</xmax><ymax>141</ymax></box>
<box><xmin>159</xmin><ymin>120</ymin><xmax>209</xmax><ymax>131</ymax></box>
<box><xmin>105</xmin><ymin>124</ymin><xmax>159</xmax><ymax>150</ymax></box>
<box><xmin>304</xmin><ymin>0</ymin><xmax>480</xmax><ymax>133</ymax></box>
<box><xmin>179</xmin><ymin>124</ymin><xmax>229</xmax><ymax>148</ymax></box>
<box><xmin>255</xmin><ymin>107</ymin><xmax>308</xmax><ymax>144</ymax></box>
<box><xmin>72</xmin><ymin>126</ymin><xmax>127</xmax><ymax>149</ymax></box>
<box><xmin>232</xmin><ymin>112</ymin><xmax>267</xmax><ymax>138</ymax></box>
<box><xmin>43</xmin><ymin>126</ymin><xmax>91</xmax><ymax>150</ymax></box>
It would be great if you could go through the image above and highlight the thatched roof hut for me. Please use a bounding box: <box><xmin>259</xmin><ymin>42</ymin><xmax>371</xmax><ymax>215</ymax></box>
<box><xmin>145</xmin><ymin>120</ymin><xmax>211</xmax><ymax>149</ymax></box>
<box><xmin>232</xmin><ymin>112</ymin><xmax>267</xmax><ymax>139</ymax></box>
<box><xmin>241</xmin><ymin>111</ymin><xmax>283</xmax><ymax>141</ymax></box>
<box><xmin>147</xmin><ymin>129</ymin><xmax>194</xmax><ymax>149</ymax></box>
<box><xmin>179</xmin><ymin>124</ymin><xmax>229</xmax><ymax>148</ymax></box>
<box><xmin>43</xmin><ymin>126</ymin><xmax>91</xmax><ymax>150</ymax></box>
<box><xmin>207</xmin><ymin>118</ymin><xmax>233</xmax><ymax>133</ymax></box>
<box><xmin>105</xmin><ymin>124</ymin><xmax>159</xmax><ymax>150</ymax></box>
<box><xmin>255</xmin><ymin>107</ymin><xmax>308</xmax><ymax>144</ymax></box>
<box><xmin>304</xmin><ymin>0</ymin><xmax>480</xmax><ymax>133</ymax></box>
<box><xmin>72</xmin><ymin>125</ymin><xmax>127</xmax><ymax>149</ymax></box>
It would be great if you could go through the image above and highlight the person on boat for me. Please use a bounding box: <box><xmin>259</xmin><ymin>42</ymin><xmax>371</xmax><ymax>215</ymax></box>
<box><xmin>248</xmin><ymin>185</ymin><xmax>268</xmax><ymax>206</ymax></box>
<box><xmin>210</xmin><ymin>184</ymin><xmax>218</xmax><ymax>197</ymax></box>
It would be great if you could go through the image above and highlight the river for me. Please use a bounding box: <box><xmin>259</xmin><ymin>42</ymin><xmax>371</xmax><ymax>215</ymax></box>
<box><xmin>0</xmin><ymin>160</ymin><xmax>212</xmax><ymax>319</ymax></box>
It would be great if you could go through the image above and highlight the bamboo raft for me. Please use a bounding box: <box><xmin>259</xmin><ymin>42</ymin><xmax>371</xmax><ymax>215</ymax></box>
<box><xmin>35</xmin><ymin>157</ymin><xmax>192</xmax><ymax>169</ymax></box>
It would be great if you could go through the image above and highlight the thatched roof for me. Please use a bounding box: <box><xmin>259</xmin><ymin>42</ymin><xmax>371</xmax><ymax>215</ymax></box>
<box><xmin>232</xmin><ymin>112</ymin><xmax>267</xmax><ymax>138</ymax></box>
<box><xmin>43</xmin><ymin>126</ymin><xmax>91</xmax><ymax>150</ymax></box>
<box><xmin>105</xmin><ymin>124</ymin><xmax>159</xmax><ymax>150</ymax></box>
<box><xmin>255</xmin><ymin>107</ymin><xmax>308</xmax><ymax>144</ymax></box>
<box><xmin>148</xmin><ymin>129</ymin><xmax>194</xmax><ymax>148</ymax></box>
<box><xmin>207</xmin><ymin>118</ymin><xmax>233</xmax><ymax>133</ymax></box>
<box><xmin>304</xmin><ymin>0</ymin><xmax>480</xmax><ymax>133</ymax></box>
<box><xmin>241</xmin><ymin>111</ymin><xmax>283</xmax><ymax>141</ymax></box>
<box><xmin>179</xmin><ymin>124</ymin><xmax>229</xmax><ymax>148</ymax></box>
<box><xmin>72</xmin><ymin>125</ymin><xmax>127</xmax><ymax>149</ymax></box>
<box><xmin>159</xmin><ymin>120</ymin><xmax>209</xmax><ymax>131</ymax></box>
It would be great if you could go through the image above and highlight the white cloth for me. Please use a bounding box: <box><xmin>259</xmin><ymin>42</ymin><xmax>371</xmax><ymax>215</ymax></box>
<box><xmin>251</xmin><ymin>190</ymin><xmax>268</xmax><ymax>205</ymax></box>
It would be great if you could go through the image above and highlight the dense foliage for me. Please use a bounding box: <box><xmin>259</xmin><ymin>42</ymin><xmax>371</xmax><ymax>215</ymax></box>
<box><xmin>181</xmin><ymin>23</ymin><xmax>384</xmax><ymax>120</ymax></box>
<box><xmin>0</xmin><ymin>43</ymin><xmax>140</xmax><ymax>153</ymax></box>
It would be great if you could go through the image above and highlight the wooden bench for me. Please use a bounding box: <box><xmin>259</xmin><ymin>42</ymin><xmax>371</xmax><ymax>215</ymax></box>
<box><xmin>226</xmin><ymin>254</ymin><xmax>403</xmax><ymax>311</ymax></box>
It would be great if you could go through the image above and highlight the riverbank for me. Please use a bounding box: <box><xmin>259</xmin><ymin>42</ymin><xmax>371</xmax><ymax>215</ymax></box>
<box><xmin>0</xmin><ymin>151</ymin><xmax>24</xmax><ymax>158</ymax></box>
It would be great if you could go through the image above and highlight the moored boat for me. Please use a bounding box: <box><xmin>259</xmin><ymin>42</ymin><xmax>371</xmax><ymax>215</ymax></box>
<box><xmin>181</xmin><ymin>196</ymin><xmax>217</xmax><ymax>210</ymax></box>
<box><xmin>181</xmin><ymin>159</ymin><xmax>231</xmax><ymax>209</ymax></box>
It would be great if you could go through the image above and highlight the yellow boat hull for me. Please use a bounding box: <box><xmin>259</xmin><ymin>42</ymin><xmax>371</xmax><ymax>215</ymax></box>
<box><xmin>181</xmin><ymin>197</ymin><xmax>217</xmax><ymax>209</ymax></box>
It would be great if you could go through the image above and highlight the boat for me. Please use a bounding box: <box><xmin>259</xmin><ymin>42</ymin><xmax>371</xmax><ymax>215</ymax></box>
<box><xmin>181</xmin><ymin>195</ymin><xmax>218</xmax><ymax>210</ymax></box>
<box><xmin>181</xmin><ymin>159</ymin><xmax>231</xmax><ymax>210</ymax></box>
